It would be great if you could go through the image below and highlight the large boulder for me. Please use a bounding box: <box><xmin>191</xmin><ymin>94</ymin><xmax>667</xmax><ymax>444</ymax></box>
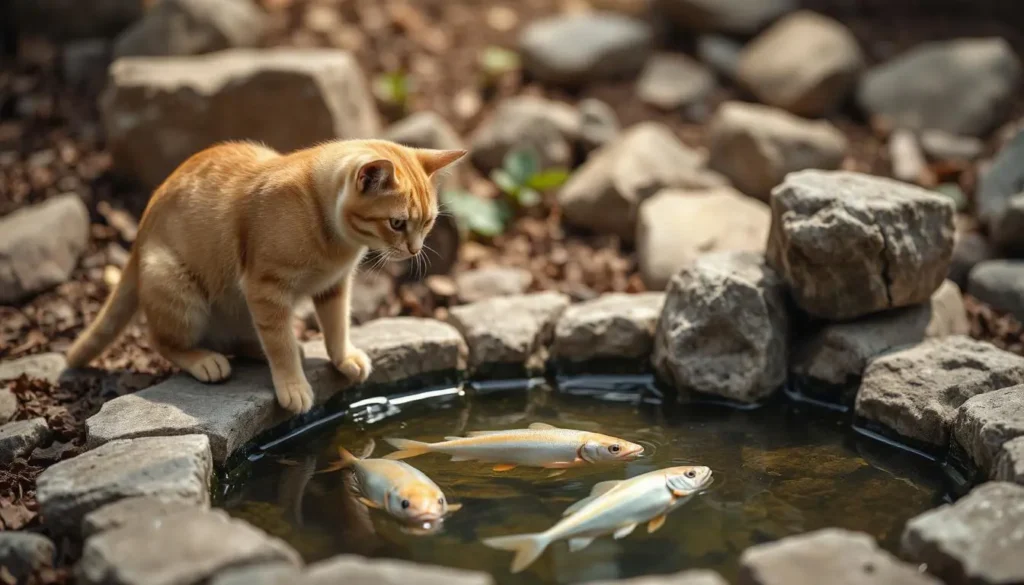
<box><xmin>953</xmin><ymin>386</ymin><xmax>1024</xmax><ymax>478</ymax></box>
<box><xmin>766</xmin><ymin>170</ymin><xmax>955</xmax><ymax>320</ymax></box>
<box><xmin>653</xmin><ymin>0</ymin><xmax>795</xmax><ymax>34</ymax></box>
<box><xmin>113</xmin><ymin>0</ymin><xmax>267</xmax><ymax>58</ymax></box>
<box><xmin>0</xmin><ymin>194</ymin><xmax>90</xmax><ymax>304</ymax></box>
<box><xmin>469</xmin><ymin>96</ymin><xmax>579</xmax><ymax>175</ymax></box>
<box><xmin>558</xmin><ymin>122</ymin><xmax>728</xmax><ymax>241</ymax></box>
<box><xmin>637</xmin><ymin>187</ymin><xmax>770</xmax><ymax>290</ymax></box>
<box><xmin>855</xmin><ymin>336</ymin><xmax>1024</xmax><ymax>451</ymax></box>
<box><xmin>975</xmin><ymin>130</ymin><xmax>1024</xmax><ymax>256</ymax></box>
<box><xmin>737</xmin><ymin>11</ymin><xmax>864</xmax><ymax>117</ymax></box>
<box><xmin>707</xmin><ymin>102</ymin><xmax>847</xmax><ymax>201</ymax></box>
<box><xmin>858</xmin><ymin>38</ymin><xmax>1022</xmax><ymax>137</ymax></box>
<box><xmin>102</xmin><ymin>49</ymin><xmax>380</xmax><ymax>188</ymax></box>
<box><xmin>653</xmin><ymin>252</ymin><xmax>788</xmax><ymax>404</ymax></box>
<box><xmin>968</xmin><ymin>260</ymin><xmax>1024</xmax><ymax>323</ymax></box>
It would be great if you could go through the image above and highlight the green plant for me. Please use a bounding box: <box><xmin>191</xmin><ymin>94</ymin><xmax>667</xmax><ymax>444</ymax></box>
<box><xmin>373</xmin><ymin>71</ymin><xmax>412</xmax><ymax>110</ymax></box>
<box><xmin>478</xmin><ymin>46</ymin><xmax>521</xmax><ymax>83</ymax></box>
<box><xmin>441</xmin><ymin>189</ymin><xmax>510</xmax><ymax>238</ymax></box>
<box><xmin>490</xmin><ymin>149</ymin><xmax>569</xmax><ymax>208</ymax></box>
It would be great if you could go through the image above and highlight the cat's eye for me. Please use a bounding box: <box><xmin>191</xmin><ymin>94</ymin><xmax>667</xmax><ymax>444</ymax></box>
<box><xmin>389</xmin><ymin>218</ymin><xmax>407</xmax><ymax>231</ymax></box>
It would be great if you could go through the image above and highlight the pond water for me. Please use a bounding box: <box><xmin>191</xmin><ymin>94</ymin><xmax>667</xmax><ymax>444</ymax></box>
<box><xmin>221</xmin><ymin>381</ymin><xmax>952</xmax><ymax>584</ymax></box>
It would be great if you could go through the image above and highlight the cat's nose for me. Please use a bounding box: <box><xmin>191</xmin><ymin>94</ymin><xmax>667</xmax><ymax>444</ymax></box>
<box><xmin>408</xmin><ymin>243</ymin><xmax>422</xmax><ymax>256</ymax></box>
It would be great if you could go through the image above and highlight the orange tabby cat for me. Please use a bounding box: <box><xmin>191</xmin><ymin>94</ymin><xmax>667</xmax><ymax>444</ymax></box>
<box><xmin>67</xmin><ymin>139</ymin><xmax>466</xmax><ymax>414</ymax></box>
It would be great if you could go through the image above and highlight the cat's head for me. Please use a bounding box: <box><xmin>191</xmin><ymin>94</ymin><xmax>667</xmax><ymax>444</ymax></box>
<box><xmin>333</xmin><ymin>140</ymin><xmax>466</xmax><ymax>261</ymax></box>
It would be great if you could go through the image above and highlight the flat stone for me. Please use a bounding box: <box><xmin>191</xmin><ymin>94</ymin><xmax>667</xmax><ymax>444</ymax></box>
<box><xmin>102</xmin><ymin>49</ymin><xmax>380</xmax><ymax>187</ymax></box>
<box><xmin>967</xmin><ymin>260</ymin><xmax>1024</xmax><ymax>322</ymax></box>
<box><xmin>766</xmin><ymin>170</ymin><xmax>955</xmax><ymax>320</ymax></box>
<box><xmin>455</xmin><ymin>267</ymin><xmax>533</xmax><ymax>304</ymax></box>
<box><xmin>447</xmin><ymin>292</ymin><xmax>570</xmax><ymax>377</ymax></box>
<box><xmin>638</xmin><ymin>53</ymin><xmax>716</xmax><ymax>111</ymax></box>
<box><xmin>653</xmin><ymin>252</ymin><xmax>789</xmax><ymax>404</ymax></box>
<box><xmin>996</xmin><ymin>437</ymin><xmax>1024</xmax><ymax>484</ymax></box>
<box><xmin>296</xmin><ymin>555</ymin><xmax>492</xmax><ymax>585</ymax></box>
<box><xmin>707</xmin><ymin>102</ymin><xmax>847</xmax><ymax>201</ymax></box>
<box><xmin>519</xmin><ymin>13</ymin><xmax>653</xmax><ymax>87</ymax></box>
<box><xmin>82</xmin><ymin>496</ymin><xmax>205</xmax><ymax>538</ymax></box>
<box><xmin>637</xmin><ymin>187</ymin><xmax>771</xmax><ymax>290</ymax></box>
<box><xmin>697</xmin><ymin>35</ymin><xmax>743</xmax><ymax>80</ymax></box>
<box><xmin>77</xmin><ymin>508</ymin><xmax>301</xmax><ymax>585</ymax></box>
<box><xmin>858</xmin><ymin>38</ymin><xmax>1022</xmax><ymax>137</ymax></box>
<box><xmin>0</xmin><ymin>532</ymin><xmax>55</xmax><ymax>582</ymax></box>
<box><xmin>209</xmin><ymin>563</ymin><xmax>300</xmax><ymax>585</ymax></box>
<box><xmin>469</xmin><ymin>95</ymin><xmax>580</xmax><ymax>175</ymax></box>
<box><xmin>349</xmin><ymin>317</ymin><xmax>468</xmax><ymax>385</ymax></box>
<box><xmin>902</xmin><ymin>481</ymin><xmax>1024</xmax><ymax>585</ymax></box>
<box><xmin>739</xmin><ymin>528</ymin><xmax>941</xmax><ymax>585</ymax></box>
<box><xmin>577</xmin><ymin>98</ymin><xmax>620</xmax><ymax>154</ymax></box>
<box><xmin>921</xmin><ymin>130</ymin><xmax>984</xmax><ymax>162</ymax></box>
<box><xmin>113</xmin><ymin>0</ymin><xmax>267</xmax><ymax>58</ymax></box>
<box><xmin>950</xmin><ymin>230</ymin><xmax>992</xmax><ymax>289</ymax></box>
<box><xmin>0</xmin><ymin>194</ymin><xmax>90</xmax><ymax>303</ymax></box>
<box><xmin>12</xmin><ymin>0</ymin><xmax>141</xmax><ymax>40</ymax></box>
<box><xmin>737</xmin><ymin>11</ymin><xmax>864</xmax><ymax>117</ymax></box>
<box><xmin>653</xmin><ymin>0</ymin><xmax>795</xmax><ymax>34</ymax></box>
<box><xmin>855</xmin><ymin>336</ymin><xmax>1024</xmax><ymax>450</ymax></box>
<box><xmin>976</xmin><ymin>129</ymin><xmax>1024</xmax><ymax>255</ymax></box>
<box><xmin>0</xmin><ymin>352</ymin><xmax>68</xmax><ymax>384</ymax></box>
<box><xmin>954</xmin><ymin>386</ymin><xmax>1024</xmax><ymax>477</ymax></box>
<box><xmin>581</xmin><ymin>570</ymin><xmax>728</xmax><ymax>585</ymax></box>
<box><xmin>558</xmin><ymin>122</ymin><xmax>728</xmax><ymax>241</ymax></box>
<box><xmin>551</xmin><ymin>292</ymin><xmax>665</xmax><ymax>366</ymax></box>
<box><xmin>37</xmin><ymin>434</ymin><xmax>211</xmax><ymax>535</ymax></box>
<box><xmin>791</xmin><ymin>280</ymin><xmax>969</xmax><ymax>406</ymax></box>
<box><xmin>0</xmin><ymin>418</ymin><xmax>50</xmax><ymax>464</ymax></box>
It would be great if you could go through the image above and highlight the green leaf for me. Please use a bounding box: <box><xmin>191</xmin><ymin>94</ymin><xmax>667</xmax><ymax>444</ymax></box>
<box><xmin>441</xmin><ymin>190</ymin><xmax>506</xmax><ymax>237</ymax></box>
<box><xmin>479</xmin><ymin>46</ymin><xmax>521</xmax><ymax>77</ymax></box>
<box><xmin>503</xmin><ymin>149</ymin><xmax>539</xmax><ymax>184</ymax></box>
<box><xmin>517</xmin><ymin>187</ymin><xmax>541</xmax><ymax>207</ymax></box>
<box><xmin>526</xmin><ymin>169</ymin><xmax>570</xmax><ymax>191</ymax></box>
<box><xmin>373</xmin><ymin>72</ymin><xmax>410</xmax><ymax>105</ymax></box>
<box><xmin>490</xmin><ymin>169</ymin><xmax>520</xmax><ymax>196</ymax></box>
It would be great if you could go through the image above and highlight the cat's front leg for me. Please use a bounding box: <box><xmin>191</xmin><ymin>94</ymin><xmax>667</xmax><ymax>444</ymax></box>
<box><xmin>314</xmin><ymin>274</ymin><xmax>373</xmax><ymax>384</ymax></box>
<box><xmin>245</xmin><ymin>280</ymin><xmax>314</xmax><ymax>414</ymax></box>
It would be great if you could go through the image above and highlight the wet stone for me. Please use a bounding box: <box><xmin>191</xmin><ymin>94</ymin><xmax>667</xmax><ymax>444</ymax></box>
<box><xmin>0</xmin><ymin>352</ymin><xmax>68</xmax><ymax>384</ymax></box>
<box><xmin>996</xmin><ymin>437</ymin><xmax>1024</xmax><ymax>484</ymax></box>
<box><xmin>296</xmin><ymin>555</ymin><xmax>493</xmax><ymax>585</ymax></box>
<box><xmin>447</xmin><ymin>292</ymin><xmax>570</xmax><ymax>378</ymax></box>
<box><xmin>77</xmin><ymin>508</ymin><xmax>301</xmax><ymax>585</ymax></box>
<box><xmin>551</xmin><ymin>292</ymin><xmax>665</xmax><ymax>371</ymax></box>
<box><xmin>590</xmin><ymin>570</ymin><xmax>728</xmax><ymax>585</ymax></box>
<box><xmin>791</xmin><ymin>280</ymin><xmax>969</xmax><ymax>406</ymax></box>
<box><xmin>0</xmin><ymin>418</ymin><xmax>51</xmax><ymax>464</ymax></box>
<box><xmin>902</xmin><ymin>481</ymin><xmax>1024</xmax><ymax>585</ymax></box>
<box><xmin>0</xmin><ymin>532</ymin><xmax>55</xmax><ymax>582</ymax></box>
<box><xmin>954</xmin><ymin>385</ymin><xmax>1024</xmax><ymax>478</ymax></box>
<box><xmin>82</xmin><ymin>496</ymin><xmax>206</xmax><ymax>538</ymax></box>
<box><xmin>855</xmin><ymin>336</ymin><xmax>1024</xmax><ymax>451</ymax></box>
<box><xmin>967</xmin><ymin>260</ymin><xmax>1024</xmax><ymax>323</ymax></box>
<box><xmin>739</xmin><ymin>528</ymin><xmax>942</xmax><ymax>585</ymax></box>
<box><xmin>455</xmin><ymin>267</ymin><xmax>533</xmax><ymax>304</ymax></box>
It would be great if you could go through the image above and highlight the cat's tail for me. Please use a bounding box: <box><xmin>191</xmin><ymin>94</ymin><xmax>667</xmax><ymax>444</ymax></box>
<box><xmin>482</xmin><ymin>532</ymin><xmax>551</xmax><ymax>574</ymax></box>
<box><xmin>67</xmin><ymin>249</ymin><xmax>140</xmax><ymax>368</ymax></box>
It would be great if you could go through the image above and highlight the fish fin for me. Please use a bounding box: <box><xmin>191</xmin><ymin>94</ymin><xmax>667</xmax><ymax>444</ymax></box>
<box><xmin>648</xmin><ymin>515</ymin><xmax>667</xmax><ymax>533</ymax></box>
<box><xmin>528</xmin><ymin>422</ymin><xmax>557</xmax><ymax>430</ymax></box>
<box><xmin>543</xmin><ymin>461</ymin><xmax>578</xmax><ymax>469</ymax></box>
<box><xmin>482</xmin><ymin>533</ymin><xmax>549</xmax><ymax>574</ymax></box>
<box><xmin>382</xmin><ymin>438</ymin><xmax>432</xmax><ymax>460</ymax></box>
<box><xmin>561</xmin><ymin>496</ymin><xmax>597</xmax><ymax>516</ymax></box>
<box><xmin>357</xmin><ymin>439</ymin><xmax>376</xmax><ymax>460</ymax></box>
<box><xmin>325</xmin><ymin>445</ymin><xmax>361</xmax><ymax>472</ymax></box>
<box><xmin>589</xmin><ymin>480</ymin><xmax>623</xmax><ymax>497</ymax></box>
<box><xmin>613</xmin><ymin>523</ymin><xmax>638</xmax><ymax>539</ymax></box>
<box><xmin>465</xmin><ymin>430</ymin><xmax>507</xmax><ymax>436</ymax></box>
<box><xmin>446</xmin><ymin>502</ymin><xmax>463</xmax><ymax>513</ymax></box>
<box><xmin>450</xmin><ymin>455</ymin><xmax>473</xmax><ymax>462</ymax></box>
<box><xmin>547</xmin><ymin>470</ymin><xmax>567</xmax><ymax>478</ymax></box>
<box><xmin>492</xmin><ymin>463</ymin><xmax>517</xmax><ymax>472</ymax></box>
<box><xmin>357</xmin><ymin>496</ymin><xmax>381</xmax><ymax>509</ymax></box>
<box><xmin>568</xmin><ymin>537</ymin><xmax>595</xmax><ymax>552</ymax></box>
<box><xmin>314</xmin><ymin>460</ymin><xmax>346</xmax><ymax>475</ymax></box>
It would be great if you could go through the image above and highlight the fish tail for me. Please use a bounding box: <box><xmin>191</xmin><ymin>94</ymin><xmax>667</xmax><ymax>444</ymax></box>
<box><xmin>336</xmin><ymin>445</ymin><xmax>360</xmax><ymax>469</ymax></box>
<box><xmin>382</xmin><ymin>438</ymin><xmax>432</xmax><ymax>460</ymax></box>
<box><xmin>482</xmin><ymin>533</ymin><xmax>550</xmax><ymax>574</ymax></box>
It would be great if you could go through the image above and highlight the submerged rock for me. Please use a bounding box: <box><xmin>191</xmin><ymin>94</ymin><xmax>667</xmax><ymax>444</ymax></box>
<box><xmin>469</xmin><ymin>96</ymin><xmax>579</xmax><ymax>175</ymax></box>
<box><xmin>113</xmin><ymin>0</ymin><xmax>267</xmax><ymax>58</ymax></box>
<box><xmin>653</xmin><ymin>252</ymin><xmax>788</xmax><ymax>404</ymax></box>
<box><xmin>766</xmin><ymin>170</ymin><xmax>955</xmax><ymax>320</ymax></box>
<box><xmin>954</xmin><ymin>386</ymin><xmax>1024</xmax><ymax>478</ymax></box>
<box><xmin>0</xmin><ymin>418</ymin><xmax>50</xmax><ymax>465</ymax></box>
<box><xmin>0</xmin><ymin>532</ymin><xmax>55</xmax><ymax>583</ymax></box>
<box><xmin>551</xmin><ymin>292</ymin><xmax>665</xmax><ymax>368</ymax></box>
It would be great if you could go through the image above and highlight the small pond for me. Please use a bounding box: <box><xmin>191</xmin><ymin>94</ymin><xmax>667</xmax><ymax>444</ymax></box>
<box><xmin>221</xmin><ymin>380</ymin><xmax>953</xmax><ymax>584</ymax></box>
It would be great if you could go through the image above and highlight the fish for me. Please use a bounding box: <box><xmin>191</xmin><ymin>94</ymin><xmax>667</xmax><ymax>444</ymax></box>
<box><xmin>382</xmin><ymin>422</ymin><xmax>644</xmax><ymax>476</ymax></box>
<box><xmin>323</xmin><ymin>439</ymin><xmax>462</xmax><ymax>525</ymax></box>
<box><xmin>482</xmin><ymin>465</ymin><xmax>713</xmax><ymax>573</ymax></box>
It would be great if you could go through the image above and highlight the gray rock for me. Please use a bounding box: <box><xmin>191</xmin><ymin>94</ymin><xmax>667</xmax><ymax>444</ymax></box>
<box><xmin>0</xmin><ymin>418</ymin><xmax>50</xmax><ymax>464</ymax></box>
<box><xmin>737</xmin><ymin>11</ymin><xmax>864</xmax><ymax>117</ymax></box>
<box><xmin>455</xmin><ymin>267</ymin><xmax>533</xmax><ymax>303</ymax></box>
<box><xmin>902</xmin><ymin>481</ymin><xmax>1024</xmax><ymax>585</ymax></box>
<box><xmin>0</xmin><ymin>389</ymin><xmax>16</xmax><ymax>424</ymax></box>
<box><xmin>469</xmin><ymin>96</ymin><xmax>580</xmax><ymax>175</ymax></box>
<box><xmin>297</xmin><ymin>555</ymin><xmax>492</xmax><ymax>585</ymax></box>
<box><xmin>856</xmin><ymin>336</ymin><xmax>1024</xmax><ymax>450</ymax></box>
<box><xmin>102</xmin><ymin>49</ymin><xmax>380</xmax><ymax>187</ymax></box>
<box><xmin>707</xmin><ymin>102</ymin><xmax>847</xmax><ymax>201</ymax></box>
<box><xmin>383</xmin><ymin>111</ymin><xmax>465</xmax><ymax>152</ymax></box>
<box><xmin>12</xmin><ymin>0</ymin><xmax>141</xmax><ymax>40</ymax></box>
<box><xmin>0</xmin><ymin>352</ymin><xmax>68</xmax><ymax>384</ymax></box>
<box><xmin>210</xmin><ymin>563</ymin><xmax>300</xmax><ymax>585</ymax></box>
<box><xmin>590</xmin><ymin>571</ymin><xmax>727</xmax><ymax>585</ymax></box>
<box><xmin>551</xmin><ymin>292</ymin><xmax>665</xmax><ymax>365</ymax></box>
<box><xmin>113</xmin><ymin>0</ymin><xmax>267</xmax><ymax>58</ymax></box>
<box><xmin>791</xmin><ymin>280</ymin><xmax>969</xmax><ymax>405</ymax></box>
<box><xmin>968</xmin><ymin>260</ymin><xmax>1024</xmax><ymax>323</ymax></box>
<box><xmin>921</xmin><ymin>130</ymin><xmax>984</xmax><ymax>162</ymax></box>
<box><xmin>349</xmin><ymin>318</ymin><xmax>468</xmax><ymax>385</ymax></box>
<box><xmin>638</xmin><ymin>53</ymin><xmax>716</xmax><ymax>111</ymax></box>
<box><xmin>0</xmin><ymin>532</ymin><xmax>55</xmax><ymax>582</ymax></box>
<box><xmin>740</xmin><ymin>528</ymin><xmax>941</xmax><ymax>585</ymax></box>
<box><xmin>77</xmin><ymin>508</ymin><xmax>301</xmax><ymax>585</ymax></box>
<box><xmin>950</xmin><ymin>230</ymin><xmax>992</xmax><ymax>289</ymax></box>
<box><xmin>637</xmin><ymin>187</ymin><xmax>771</xmax><ymax>290</ymax></box>
<box><xmin>653</xmin><ymin>252</ymin><xmax>789</xmax><ymax>404</ymax></box>
<box><xmin>766</xmin><ymin>170</ymin><xmax>956</xmax><ymax>320</ymax></box>
<box><xmin>996</xmin><ymin>437</ymin><xmax>1024</xmax><ymax>484</ymax></box>
<box><xmin>858</xmin><ymin>38</ymin><xmax>1022</xmax><ymax>137</ymax></box>
<box><xmin>577</xmin><ymin>98</ymin><xmax>620</xmax><ymax>154</ymax></box>
<box><xmin>989</xmin><ymin>194</ymin><xmax>1024</xmax><ymax>256</ymax></box>
<box><xmin>0</xmin><ymin>194</ymin><xmax>90</xmax><ymax>303</ymax></box>
<box><xmin>977</xmin><ymin>131</ymin><xmax>1024</xmax><ymax>255</ymax></box>
<box><xmin>889</xmin><ymin>129</ymin><xmax>928</xmax><ymax>184</ymax></box>
<box><xmin>447</xmin><ymin>292</ymin><xmax>570</xmax><ymax>377</ymax></box>
<box><xmin>519</xmin><ymin>13</ymin><xmax>653</xmax><ymax>87</ymax></box>
<box><xmin>653</xmin><ymin>0</ymin><xmax>795</xmax><ymax>34</ymax></box>
<box><xmin>83</xmin><ymin>496</ymin><xmax>205</xmax><ymax>537</ymax></box>
<box><xmin>559</xmin><ymin>122</ymin><xmax>728</xmax><ymax>241</ymax></box>
<box><xmin>954</xmin><ymin>386</ymin><xmax>1024</xmax><ymax>477</ymax></box>
<box><xmin>297</xmin><ymin>272</ymin><xmax>392</xmax><ymax>329</ymax></box>
<box><xmin>63</xmin><ymin>39</ymin><xmax>112</xmax><ymax>86</ymax></box>
<box><xmin>37</xmin><ymin>434</ymin><xmax>211</xmax><ymax>535</ymax></box>
<box><xmin>696</xmin><ymin>35</ymin><xmax>743</xmax><ymax>80</ymax></box>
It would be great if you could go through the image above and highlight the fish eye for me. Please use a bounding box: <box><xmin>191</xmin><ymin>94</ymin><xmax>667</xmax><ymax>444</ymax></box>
<box><xmin>389</xmin><ymin>218</ymin><xmax>407</xmax><ymax>231</ymax></box>
<box><xmin>438</xmin><ymin>498</ymin><xmax>444</xmax><ymax>506</ymax></box>
<box><xmin>401</xmin><ymin>499</ymin><xmax>411</xmax><ymax>509</ymax></box>
<box><xmin>610</xmin><ymin>444</ymin><xmax>620</xmax><ymax>453</ymax></box>
<box><xmin>685</xmin><ymin>470</ymin><xmax>697</xmax><ymax>479</ymax></box>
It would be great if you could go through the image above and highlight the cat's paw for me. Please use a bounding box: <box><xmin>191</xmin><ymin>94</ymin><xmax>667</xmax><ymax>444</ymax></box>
<box><xmin>185</xmin><ymin>352</ymin><xmax>232</xmax><ymax>383</ymax></box>
<box><xmin>334</xmin><ymin>346</ymin><xmax>372</xmax><ymax>383</ymax></box>
<box><xmin>274</xmin><ymin>377</ymin><xmax>314</xmax><ymax>414</ymax></box>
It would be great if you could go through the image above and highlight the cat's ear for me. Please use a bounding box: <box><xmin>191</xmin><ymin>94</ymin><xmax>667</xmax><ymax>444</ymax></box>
<box><xmin>356</xmin><ymin>159</ymin><xmax>395</xmax><ymax>194</ymax></box>
<box><xmin>416</xmin><ymin>149</ymin><xmax>468</xmax><ymax>176</ymax></box>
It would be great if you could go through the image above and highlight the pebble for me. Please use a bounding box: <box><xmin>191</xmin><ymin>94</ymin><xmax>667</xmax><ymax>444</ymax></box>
<box><xmin>0</xmin><ymin>418</ymin><xmax>51</xmax><ymax>465</ymax></box>
<box><xmin>637</xmin><ymin>53</ymin><xmax>716</xmax><ymax>111</ymax></box>
<box><xmin>113</xmin><ymin>0</ymin><xmax>267</xmax><ymax>58</ymax></box>
<box><xmin>920</xmin><ymin>130</ymin><xmax>984</xmax><ymax>162</ymax></box>
<box><xmin>0</xmin><ymin>352</ymin><xmax>68</xmax><ymax>384</ymax></box>
<box><xmin>0</xmin><ymin>532</ymin><xmax>55</xmax><ymax>583</ymax></box>
<box><xmin>888</xmin><ymin>129</ymin><xmax>928</xmax><ymax>184</ymax></box>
